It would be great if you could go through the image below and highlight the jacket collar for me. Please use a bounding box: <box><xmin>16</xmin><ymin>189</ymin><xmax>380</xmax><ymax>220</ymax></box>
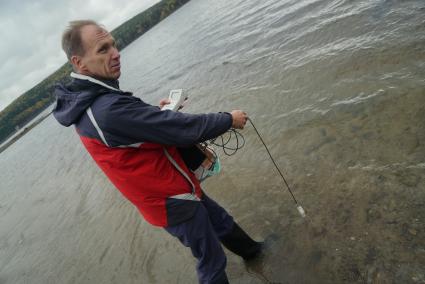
<box><xmin>70</xmin><ymin>72</ymin><xmax>121</xmax><ymax>92</ymax></box>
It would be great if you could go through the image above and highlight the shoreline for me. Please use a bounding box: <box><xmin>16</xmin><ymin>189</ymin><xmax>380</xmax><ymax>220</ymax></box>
<box><xmin>0</xmin><ymin>111</ymin><xmax>52</xmax><ymax>155</ymax></box>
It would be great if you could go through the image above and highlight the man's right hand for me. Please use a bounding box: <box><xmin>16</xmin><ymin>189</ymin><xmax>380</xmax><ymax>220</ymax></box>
<box><xmin>230</xmin><ymin>110</ymin><xmax>248</xmax><ymax>129</ymax></box>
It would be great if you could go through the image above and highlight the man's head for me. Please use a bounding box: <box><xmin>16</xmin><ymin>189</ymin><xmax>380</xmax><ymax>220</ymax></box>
<box><xmin>62</xmin><ymin>20</ymin><xmax>121</xmax><ymax>80</ymax></box>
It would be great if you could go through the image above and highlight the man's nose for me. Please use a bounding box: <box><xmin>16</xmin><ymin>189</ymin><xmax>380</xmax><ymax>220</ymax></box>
<box><xmin>112</xmin><ymin>47</ymin><xmax>120</xmax><ymax>59</ymax></box>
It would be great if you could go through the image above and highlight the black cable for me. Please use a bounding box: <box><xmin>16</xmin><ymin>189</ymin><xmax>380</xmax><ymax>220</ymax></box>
<box><xmin>206</xmin><ymin>118</ymin><xmax>300</xmax><ymax>206</ymax></box>
<box><xmin>247</xmin><ymin>118</ymin><xmax>299</xmax><ymax>205</ymax></box>
<box><xmin>208</xmin><ymin>128</ymin><xmax>245</xmax><ymax>156</ymax></box>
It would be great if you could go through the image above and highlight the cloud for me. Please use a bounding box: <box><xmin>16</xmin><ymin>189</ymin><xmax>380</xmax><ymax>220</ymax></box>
<box><xmin>0</xmin><ymin>0</ymin><xmax>161</xmax><ymax>111</ymax></box>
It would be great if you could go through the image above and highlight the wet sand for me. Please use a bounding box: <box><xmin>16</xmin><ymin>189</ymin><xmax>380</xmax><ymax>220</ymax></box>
<box><xmin>209</xmin><ymin>88</ymin><xmax>424</xmax><ymax>283</ymax></box>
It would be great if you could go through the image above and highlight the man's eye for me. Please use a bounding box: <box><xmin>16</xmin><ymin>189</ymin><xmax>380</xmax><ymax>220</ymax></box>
<box><xmin>99</xmin><ymin>47</ymin><xmax>107</xmax><ymax>53</ymax></box>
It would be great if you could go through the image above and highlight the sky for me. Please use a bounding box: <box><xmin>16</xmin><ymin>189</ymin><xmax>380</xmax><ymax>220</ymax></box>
<box><xmin>0</xmin><ymin>0</ymin><xmax>161</xmax><ymax>111</ymax></box>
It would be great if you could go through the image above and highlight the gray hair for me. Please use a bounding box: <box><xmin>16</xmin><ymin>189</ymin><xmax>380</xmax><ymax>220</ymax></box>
<box><xmin>61</xmin><ymin>20</ymin><xmax>103</xmax><ymax>60</ymax></box>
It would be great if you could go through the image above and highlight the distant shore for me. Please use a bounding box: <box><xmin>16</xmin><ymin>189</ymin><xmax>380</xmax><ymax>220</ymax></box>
<box><xmin>0</xmin><ymin>111</ymin><xmax>52</xmax><ymax>154</ymax></box>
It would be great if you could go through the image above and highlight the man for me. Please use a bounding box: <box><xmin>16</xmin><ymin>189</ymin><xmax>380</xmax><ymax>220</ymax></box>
<box><xmin>53</xmin><ymin>20</ymin><xmax>262</xmax><ymax>284</ymax></box>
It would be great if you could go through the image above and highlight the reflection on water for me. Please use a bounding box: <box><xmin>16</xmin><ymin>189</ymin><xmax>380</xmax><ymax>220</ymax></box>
<box><xmin>1</xmin><ymin>0</ymin><xmax>424</xmax><ymax>283</ymax></box>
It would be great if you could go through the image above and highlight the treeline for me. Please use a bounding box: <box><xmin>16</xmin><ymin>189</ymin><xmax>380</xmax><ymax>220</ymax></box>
<box><xmin>0</xmin><ymin>0</ymin><xmax>190</xmax><ymax>144</ymax></box>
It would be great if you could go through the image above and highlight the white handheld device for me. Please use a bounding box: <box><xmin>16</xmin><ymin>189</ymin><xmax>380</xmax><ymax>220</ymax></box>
<box><xmin>161</xmin><ymin>89</ymin><xmax>187</xmax><ymax>111</ymax></box>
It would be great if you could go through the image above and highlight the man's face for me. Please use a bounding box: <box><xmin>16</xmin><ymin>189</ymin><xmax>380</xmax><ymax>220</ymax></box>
<box><xmin>73</xmin><ymin>25</ymin><xmax>121</xmax><ymax>80</ymax></box>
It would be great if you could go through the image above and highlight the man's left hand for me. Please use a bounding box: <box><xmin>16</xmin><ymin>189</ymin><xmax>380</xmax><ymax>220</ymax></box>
<box><xmin>159</xmin><ymin>98</ymin><xmax>171</xmax><ymax>109</ymax></box>
<box><xmin>159</xmin><ymin>97</ymin><xmax>187</xmax><ymax>110</ymax></box>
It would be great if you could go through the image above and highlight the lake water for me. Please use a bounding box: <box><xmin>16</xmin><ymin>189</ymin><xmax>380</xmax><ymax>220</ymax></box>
<box><xmin>1</xmin><ymin>0</ymin><xmax>424</xmax><ymax>283</ymax></box>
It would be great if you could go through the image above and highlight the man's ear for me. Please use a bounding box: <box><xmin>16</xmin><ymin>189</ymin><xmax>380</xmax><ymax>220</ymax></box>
<box><xmin>70</xmin><ymin>55</ymin><xmax>88</xmax><ymax>73</ymax></box>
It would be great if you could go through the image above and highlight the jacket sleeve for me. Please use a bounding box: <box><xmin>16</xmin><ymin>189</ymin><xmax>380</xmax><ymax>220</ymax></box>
<box><xmin>98</xmin><ymin>94</ymin><xmax>233</xmax><ymax>147</ymax></box>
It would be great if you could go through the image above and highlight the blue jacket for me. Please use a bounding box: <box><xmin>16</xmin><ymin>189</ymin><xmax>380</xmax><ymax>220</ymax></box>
<box><xmin>53</xmin><ymin>73</ymin><xmax>232</xmax><ymax>226</ymax></box>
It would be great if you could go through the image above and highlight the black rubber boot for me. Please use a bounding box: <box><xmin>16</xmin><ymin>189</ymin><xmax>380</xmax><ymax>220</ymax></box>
<box><xmin>211</xmin><ymin>271</ymin><xmax>230</xmax><ymax>284</ymax></box>
<box><xmin>220</xmin><ymin>222</ymin><xmax>262</xmax><ymax>260</ymax></box>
